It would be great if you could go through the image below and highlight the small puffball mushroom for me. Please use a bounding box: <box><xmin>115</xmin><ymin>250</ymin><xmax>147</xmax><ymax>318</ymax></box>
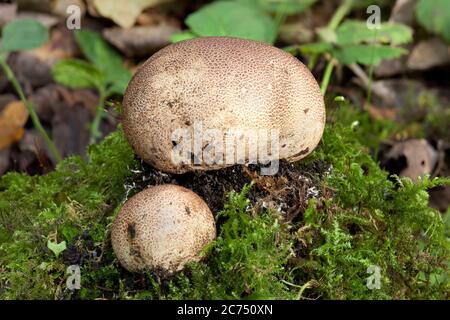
<box><xmin>123</xmin><ymin>36</ymin><xmax>325</xmax><ymax>174</ymax></box>
<box><xmin>111</xmin><ymin>184</ymin><xmax>216</xmax><ymax>274</ymax></box>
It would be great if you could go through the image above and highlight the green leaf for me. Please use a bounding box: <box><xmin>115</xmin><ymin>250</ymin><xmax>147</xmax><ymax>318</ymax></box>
<box><xmin>185</xmin><ymin>1</ymin><xmax>277</xmax><ymax>44</ymax></box>
<box><xmin>47</xmin><ymin>240</ymin><xmax>66</xmax><ymax>258</ymax></box>
<box><xmin>416</xmin><ymin>0</ymin><xmax>450</xmax><ymax>43</ymax></box>
<box><xmin>333</xmin><ymin>45</ymin><xmax>408</xmax><ymax>65</ymax></box>
<box><xmin>299</xmin><ymin>42</ymin><xmax>333</xmax><ymax>55</ymax></box>
<box><xmin>170</xmin><ymin>31</ymin><xmax>198</xmax><ymax>43</ymax></box>
<box><xmin>242</xmin><ymin>0</ymin><xmax>317</xmax><ymax>15</ymax></box>
<box><xmin>52</xmin><ymin>59</ymin><xmax>106</xmax><ymax>90</ymax></box>
<box><xmin>105</xmin><ymin>69</ymin><xmax>132</xmax><ymax>96</ymax></box>
<box><xmin>0</xmin><ymin>19</ymin><xmax>48</xmax><ymax>52</ymax></box>
<box><xmin>317</xmin><ymin>27</ymin><xmax>337</xmax><ymax>43</ymax></box>
<box><xmin>336</xmin><ymin>20</ymin><xmax>413</xmax><ymax>46</ymax></box>
<box><xmin>74</xmin><ymin>30</ymin><xmax>131</xmax><ymax>94</ymax></box>
<box><xmin>74</xmin><ymin>30</ymin><xmax>123</xmax><ymax>70</ymax></box>
<box><xmin>61</xmin><ymin>225</ymin><xmax>79</xmax><ymax>243</ymax></box>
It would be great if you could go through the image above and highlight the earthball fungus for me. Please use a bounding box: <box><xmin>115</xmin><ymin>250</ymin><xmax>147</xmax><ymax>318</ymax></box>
<box><xmin>111</xmin><ymin>184</ymin><xmax>216</xmax><ymax>273</ymax></box>
<box><xmin>123</xmin><ymin>36</ymin><xmax>325</xmax><ymax>174</ymax></box>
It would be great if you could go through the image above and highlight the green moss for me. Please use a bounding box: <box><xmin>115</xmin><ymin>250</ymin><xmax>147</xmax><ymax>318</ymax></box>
<box><xmin>297</xmin><ymin>106</ymin><xmax>449</xmax><ymax>299</ymax></box>
<box><xmin>163</xmin><ymin>184</ymin><xmax>295</xmax><ymax>300</ymax></box>
<box><xmin>0</xmin><ymin>130</ymin><xmax>136</xmax><ymax>299</ymax></box>
<box><xmin>0</xmin><ymin>108</ymin><xmax>448</xmax><ymax>300</ymax></box>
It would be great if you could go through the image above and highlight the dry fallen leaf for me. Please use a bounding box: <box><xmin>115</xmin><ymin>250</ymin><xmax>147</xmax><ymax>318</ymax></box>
<box><xmin>0</xmin><ymin>101</ymin><xmax>29</xmax><ymax>150</ymax></box>
<box><xmin>374</xmin><ymin>54</ymin><xmax>409</xmax><ymax>77</ymax></box>
<box><xmin>0</xmin><ymin>149</ymin><xmax>10</xmax><ymax>176</ymax></box>
<box><xmin>103</xmin><ymin>23</ymin><xmax>180</xmax><ymax>57</ymax></box>
<box><xmin>30</xmin><ymin>84</ymin><xmax>114</xmax><ymax>158</ymax></box>
<box><xmin>278</xmin><ymin>21</ymin><xmax>314</xmax><ymax>45</ymax></box>
<box><xmin>381</xmin><ymin>139</ymin><xmax>438</xmax><ymax>181</ymax></box>
<box><xmin>8</xmin><ymin>27</ymin><xmax>78</xmax><ymax>88</ymax></box>
<box><xmin>0</xmin><ymin>3</ymin><xmax>17</xmax><ymax>28</ymax></box>
<box><xmin>52</xmin><ymin>0</ymin><xmax>86</xmax><ymax>17</ymax></box>
<box><xmin>407</xmin><ymin>38</ymin><xmax>450</xmax><ymax>70</ymax></box>
<box><xmin>389</xmin><ymin>0</ymin><xmax>417</xmax><ymax>25</ymax></box>
<box><xmin>368</xmin><ymin>104</ymin><xmax>397</xmax><ymax>121</ymax></box>
<box><xmin>136</xmin><ymin>8</ymin><xmax>171</xmax><ymax>26</ymax></box>
<box><xmin>15</xmin><ymin>11</ymin><xmax>60</xmax><ymax>28</ymax></box>
<box><xmin>93</xmin><ymin>0</ymin><xmax>172</xmax><ymax>28</ymax></box>
<box><xmin>15</xmin><ymin>0</ymin><xmax>85</xmax><ymax>18</ymax></box>
<box><xmin>30</xmin><ymin>28</ymin><xmax>78</xmax><ymax>62</ymax></box>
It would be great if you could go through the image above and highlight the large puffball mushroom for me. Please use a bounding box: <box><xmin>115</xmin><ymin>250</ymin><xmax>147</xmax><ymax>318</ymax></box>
<box><xmin>123</xmin><ymin>36</ymin><xmax>325</xmax><ymax>174</ymax></box>
<box><xmin>111</xmin><ymin>184</ymin><xmax>216</xmax><ymax>274</ymax></box>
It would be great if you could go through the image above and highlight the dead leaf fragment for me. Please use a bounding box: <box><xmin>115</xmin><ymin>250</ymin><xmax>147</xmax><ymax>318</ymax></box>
<box><xmin>0</xmin><ymin>94</ymin><xmax>17</xmax><ymax>113</ymax></box>
<box><xmin>30</xmin><ymin>27</ymin><xmax>78</xmax><ymax>62</ymax></box>
<box><xmin>15</xmin><ymin>0</ymin><xmax>52</xmax><ymax>13</ymax></box>
<box><xmin>381</xmin><ymin>139</ymin><xmax>438</xmax><ymax>181</ymax></box>
<box><xmin>389</xmin><ymin>0</ymin><xmax>417</xmax><ymax>25</ymax></box>
<box><xmin>103</xmin><ymin>22</ymin><xmax>181</xmax><ymax>57</ymax></box>
<box><xmin>30</xmin><ymin>84</ymin><xmax>115</xmax><ymax>158</ymax></box>
<box><xmin>15</xmin><ymin>0</ymin><xmax>85</xmax><ymax>18</ymax></box>
<box><xmin>52</xmin><ymin>0</ymin><xmax>86</xmax><ymax>18</ymax></box>
<box><xmin>368</xmin><ymin>104</ymin><xmax>397</xmax><ymax>121</ymax></box>
<box><xmin>278</xmin><ymin>21</ymin><xmax>314</xmax><ymax>45</ymax></box>
<box><xmin>407</xmin><ymin>38</ymin><xmax>450</xmax><ymax>70</ymax></box>
<box><xmin>352</xmin><ymin>72</ymin><xmax>426</xmax><ymax>109</ymax></box>
<box><xmin>374</xmin><ymin>54</ymin><xmax>409</xmax><ymax>77</ymax></box>
<box><xmin>136</xmin><ymin>8</ymin><xmax>172</xmax><ymax>26</ymax></box>
<box><xmin>16</xmin><ymin>11</ymin><xmax>60</xmax><ymax>28</ymax></box>
<box><xmin>0</xmin><ymin>101</ymin><xmax>29</xmax><ymax>150</ymax></box>
<box><xmin>8</xmin><ymin>27</ymin><xmax>79</xmax><ymax>88</ymax></box>
<box><xmin>0</xmin><ymin>149</ymin><xmax>10</xmax><ymax>176</ymax></box>
<box><xmin>93</xmin><ymin>0</ymin><xmax>172</xmax><ymax>28</ymax></box>
<box><xmin>0</xmin><ymin>3</ymin><xmax>17</xmax><ymax>28</ymax></box>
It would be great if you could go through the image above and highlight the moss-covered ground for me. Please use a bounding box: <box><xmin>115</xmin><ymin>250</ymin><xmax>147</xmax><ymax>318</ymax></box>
<box><xmin>0</xmin><ymin>105</ymin><xmax>448</xmax><ymax>300</ymax></box>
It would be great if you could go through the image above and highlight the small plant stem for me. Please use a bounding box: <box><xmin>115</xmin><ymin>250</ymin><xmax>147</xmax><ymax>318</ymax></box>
<box><xmin>89</xmin><ymin>88</ymin><xmax>106</xmax><ymax>145</ymax></box>
<box><xmin>320</xmin><ymin>58</ymin><xmax>335</xmax><ymax>95</ymax></box>
<box><xmin>0</xmin><ymin>56</ymin><xmax>62</xmax><ymax>163</ymax></box>
<box><xmin>308</xmin><ymin>53</ymin><xmax>319</xmax><ymax>70</ymax></box>
<box><xmin>319</xmin><ymin>0</ymin><xmax>353</xmax><ymax>95</ymax></box>
<box><xmin>328</xmin><ymin>0</ymin><xmax>353</xmax><ymax>30</ymax></box>
<box><xmin>364</xmin><ymin>28</ymin><xmax>379</xmax><ymax>110</ymax></box>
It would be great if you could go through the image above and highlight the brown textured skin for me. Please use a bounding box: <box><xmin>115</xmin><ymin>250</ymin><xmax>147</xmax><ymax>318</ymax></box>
<box><xmin>111</xmin><ymin>184</ymin><xmax>216</xmax><ymax>273</ymax></box>
<box><xmin>123</xmin><ymin>36</ymin><xmax>326</xmax><ymax>173</ymax></box>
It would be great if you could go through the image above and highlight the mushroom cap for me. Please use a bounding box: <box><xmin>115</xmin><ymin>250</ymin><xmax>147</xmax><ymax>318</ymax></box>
<box><xmin>111</xmin><ymin>184</ymin><xmax>216</xmax><ymax>274</ymax></box>
<box><xmin>123</xmin><ymin>36</ymin><xmax>325</xmax><ymax>174</ymax></box>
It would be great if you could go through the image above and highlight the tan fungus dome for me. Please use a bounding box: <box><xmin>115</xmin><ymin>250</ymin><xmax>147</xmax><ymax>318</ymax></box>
<box><xmin>111</xmin><ymin>184</ymin><xmax>216</xmax><ymax>274</ymax></box>
<box><xmin>123</xmin><ymin>36</ymin><xmax>325</xmax><ymax>174</ymax></box>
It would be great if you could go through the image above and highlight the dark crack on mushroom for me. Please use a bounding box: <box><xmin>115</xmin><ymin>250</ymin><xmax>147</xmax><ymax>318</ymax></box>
<box><xmin>291</xmin><ymin>147</ymin><xmax>310</xmax><ymax>159</ymax></box>
<box><xmin>127</xmin><ymin>223</ymin><xmax>136</xmax><ymax>239</ymax></box>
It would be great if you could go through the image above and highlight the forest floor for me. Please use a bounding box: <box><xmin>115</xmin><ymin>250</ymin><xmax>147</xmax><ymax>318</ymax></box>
<box><xmin>0</xmin><ymin>0</ymin><xmax>449</xmax><ymax>299</ymax></box>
